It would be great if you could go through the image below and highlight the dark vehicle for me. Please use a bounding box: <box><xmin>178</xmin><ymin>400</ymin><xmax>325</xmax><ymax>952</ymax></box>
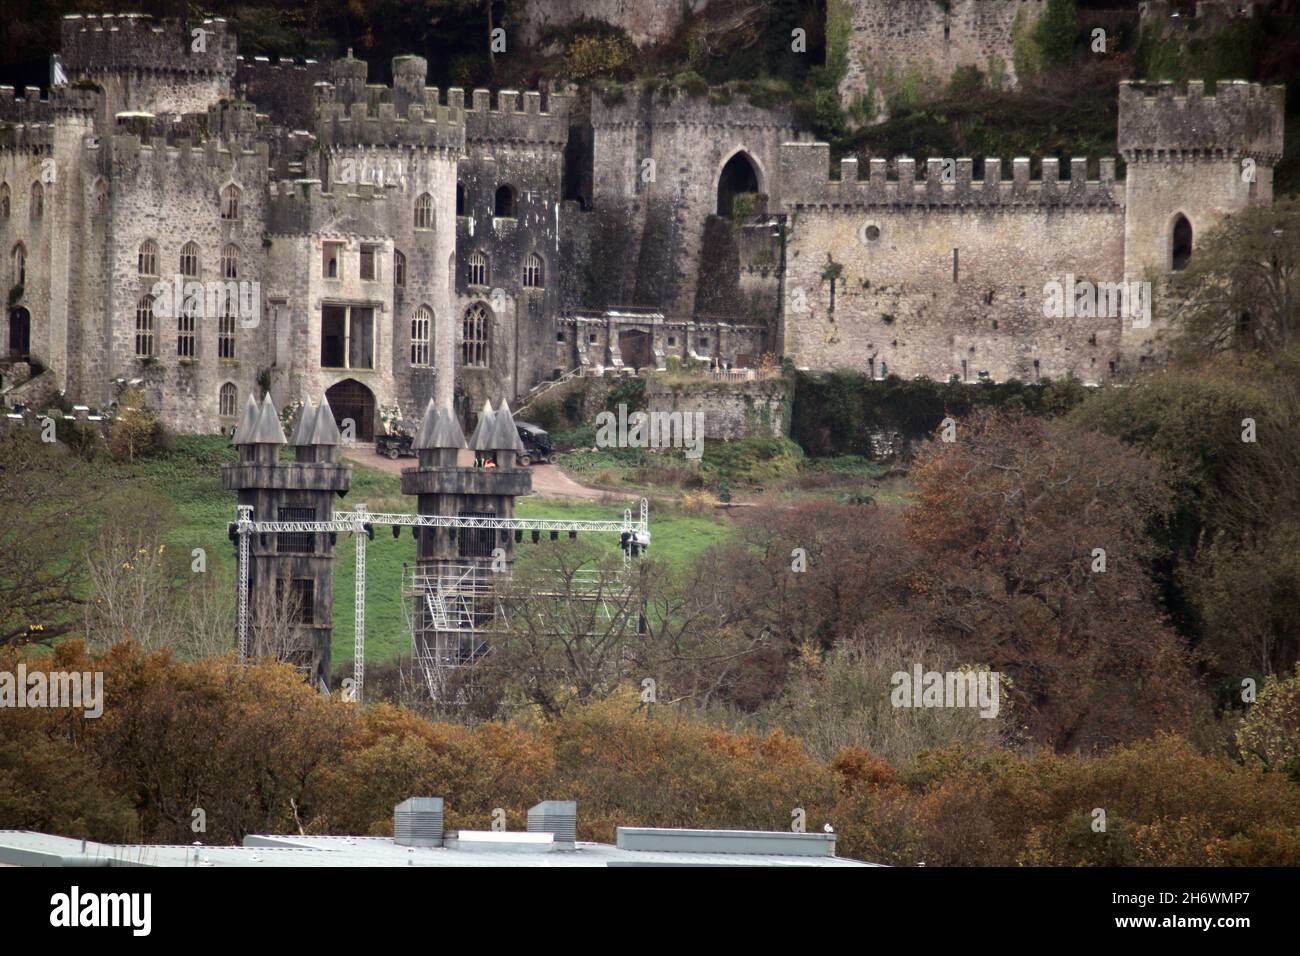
<box><xmin>376</xmin><ymin>420</ymin><xmax>419</xmax><ymax>460</ymax></box>
<box><xmin>516</xmin><ymin>422</ymin><xmax>555</xmax><ymax>466</ymax></box>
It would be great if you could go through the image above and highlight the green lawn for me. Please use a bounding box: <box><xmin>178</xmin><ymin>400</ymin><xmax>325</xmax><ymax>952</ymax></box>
<box><xmin>329</xmin><ymin>474</ymin><xmax>734</xmax><ymax>670</ymax></box>
<box><xmin>113</xmin><ymin>439</ymin><xmax>734</xmax><ymax>673</ymax></box>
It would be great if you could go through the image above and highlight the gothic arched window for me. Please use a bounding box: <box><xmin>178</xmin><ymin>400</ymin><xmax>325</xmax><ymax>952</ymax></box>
<box><xmin>467</xmin><ymin>251</ymin><xmax>488</xmax><ymax>287</ymax></box>
<box><xmin>411</xmin><ymin>305</ymin><xmax>432</xmax><ymax>366</ymax></box>
<box><xmin>415</xmin><ymin>193</ymin><xmax>434</xmax><ymax>230</ymax></box>
<box><xmin>462</xmin><ymin>302</ymin><xmax>491</xmax><ymax>368</ymax></box>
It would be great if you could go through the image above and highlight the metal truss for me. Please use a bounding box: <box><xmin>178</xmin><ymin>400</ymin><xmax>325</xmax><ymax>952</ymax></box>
<box><xmin>232</xmin><ymin>498</ymin><xmax>650</xmax><ymax>705</ymax></box>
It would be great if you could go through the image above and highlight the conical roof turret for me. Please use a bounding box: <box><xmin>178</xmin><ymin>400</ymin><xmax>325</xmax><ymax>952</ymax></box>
<box><xmin>248</xmin><ymin>393</ymin><xmax>287</xmax><ymax>445</ymax></box>
<box><xmin>231</xmin><ymin>393</ymin><xmax>260</xmax><ymax>444</ymax></box>
<box><xmin>468</xmin><ymin>400</ymin><xmax>498</xmax><ymax>451</ymax></box>
<box><xmin>309</xmin><ymin>397</ymin><xmax>342</xmax><ymax>445</ymax></box>
<box><xmin>491</xmin><ymin>400</ymin><xmax>526</xmax><ymax>452</ymax></box>
<box><xmin>290</xmin><ymin>400</ymin><xmax>318</xmax><ymax>446</ymax></box>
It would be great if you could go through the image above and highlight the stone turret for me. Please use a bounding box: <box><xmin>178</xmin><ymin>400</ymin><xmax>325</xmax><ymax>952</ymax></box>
<box><xmin>222</xmin><ymin>393</ymin><xmax>352</xmax><ymax>689</ymax></box>
<box><xmin>1118</xmin><ymin>79</ymin><xmax>1286</xmax><ymax>361</ymax></box>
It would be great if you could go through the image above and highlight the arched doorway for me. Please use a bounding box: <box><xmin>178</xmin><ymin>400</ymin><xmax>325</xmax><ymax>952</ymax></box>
<box><xmin>325</xmin><ymin>379</ymin><xmax>376</xmax><ymax>442</ymax></box>
<box><xmin>717</xmin><ymin>151</ymin><xmax>760</xmax><ymax>217</ymax></box>
<box><xmin>1171</xmin><ymin>214</ymin><xmax>1193</xmax><ymax>271</ymax></box>
<box><xmin>618</xmin><ymin>328</ymin><xmax>654</xmax><ymax>370</ymax></box>
<box><xmin>7</xmin><ymin>307</ymin><xmax>30</xmax><ymax>361</ymax></box>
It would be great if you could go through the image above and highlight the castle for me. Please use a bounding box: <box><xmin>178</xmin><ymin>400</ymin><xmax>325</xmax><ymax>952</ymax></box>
<box><xmin>0</xmin><ymin>10</ymin><xmax>1285</xmax><ymax>438</ymax></box>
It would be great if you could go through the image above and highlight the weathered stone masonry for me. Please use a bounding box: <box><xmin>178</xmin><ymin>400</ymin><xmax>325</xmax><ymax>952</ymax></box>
<box><xmin>779</xmin><ymin>79</ymin><xmax>1285</xmax><ymax>383</ymax></box>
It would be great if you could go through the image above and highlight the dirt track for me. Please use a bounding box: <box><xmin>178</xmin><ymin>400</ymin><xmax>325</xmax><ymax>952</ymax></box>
<box><xmin>340</xmin><ymin>448</ymin><xmax>634</xmax><ymax>501</ymax></box>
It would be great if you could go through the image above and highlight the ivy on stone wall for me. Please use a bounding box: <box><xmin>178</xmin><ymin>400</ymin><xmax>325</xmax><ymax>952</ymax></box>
<box><xmin>791</xmin><ymin>371</ymin><xmax>1090</xmax><ymax>458</ymax></box>
<box><xmin>604</xmin><ymin>377</ymin><xmax>647</xmax><ymax>414</ymax></box>
<box><xmin>695</xmin><ymin>216</ymin><xmax>743</xmax><ymax>315</ymax></box>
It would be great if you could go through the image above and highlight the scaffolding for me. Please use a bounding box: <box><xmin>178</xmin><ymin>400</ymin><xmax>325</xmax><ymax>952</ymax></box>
<box><xmin>401</xmin><ymin>561</ymin><xmax>638</xmax><ymax>703</ymax></box>
<box><xmin>232</xmin><ymin>498</ymin><xmax>650</xmax><ymax>704</ymax></box>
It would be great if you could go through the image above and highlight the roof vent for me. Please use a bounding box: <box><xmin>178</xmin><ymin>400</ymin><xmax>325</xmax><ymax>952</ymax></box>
<box><xmin>527</xmin><ymin>800</ymin><xmax>577</xmax><ymax>849</ymax></box>
<box><xmin>393</xmin><ymin>797</ymin><xmax>444</xmax><ymax>847</ymax></box>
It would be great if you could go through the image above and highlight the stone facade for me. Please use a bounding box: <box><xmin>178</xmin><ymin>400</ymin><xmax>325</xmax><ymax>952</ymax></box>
<box><xmin>455</xmin><ymin>88</ymin><xmax>570</xmax><ymax>419</ymax></box>
<box><xmin>0</xmin><ymin>13</ymin><xmax>1287</xmax><ymax>437</ymax></box>
<box><xmin>839</xmin><ymin>0</ymin><xmax>1043</xmax><ymax>120</ymax></box>
<box><xmin>588</xmin><ymin>87</ymin><xmax>800</xmax><ymax>318</ymax></box>
<box><xmin>779</xmin><ymin>80</ymin><xmax>1284</xmax><ymax>383</ymax></box>
<box><xmin>518</xmin><ymin>0</ymin><xmax>707</xmax><ymax>49</ymax></box>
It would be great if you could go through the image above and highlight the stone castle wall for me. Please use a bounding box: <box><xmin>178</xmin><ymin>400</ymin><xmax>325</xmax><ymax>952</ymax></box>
<box><xmin>517</xmin><ymin>0</ymin><xmax>707</xmax><ymax>49</ymax></box>
<box><xmin>0</xmin><ymin>13</ymin><xmax>1287</xmax><ymax>438</ymax></box>
<box><xmin>61</xmin><ymin>14</ymin><xmax>237</xmax><ymax>122</ymax></box>
<box><xmin>102</xmin><ymin>122</ymin><xmax>272</xmax><ymax>431</ymax></box>
<box><xmin>1119</xmin><ymin>80</ymin><xmax>1284</xmax><ymax>359</ymax></box>
<box><xmin>839</xmin><ymin>0</ymin><xmax>1043</xmax><ymax>117</ymax></box>
<box><xmin>590</xmin><ymin>87</ymin><xmax>800</xmax><ymax>317</ymax></box>
<box><xmin>780</xmin><ymin>148</ymin><xmax>1127</xmax><ymax>383</ymax></box>
<box><xmin>456</xmin><ymin>88</ymin><xmax>571</xmax><ymax>415</ymax></box>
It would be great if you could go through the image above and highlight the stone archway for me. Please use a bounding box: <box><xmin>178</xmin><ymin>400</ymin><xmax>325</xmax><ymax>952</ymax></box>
<box><xmin>7</xmin><ymin>307</ymin><xmax>30</xmax><ymax>361</ymax></box>
<box><xmin>717</xmin><ymin>151</ymin><xmax>760</xmax><ymax>217</ymax></box>
<box><xmin>325</xmin><ymin>378</ymin><xmax>376</xmax><ymax>442</ymax></box>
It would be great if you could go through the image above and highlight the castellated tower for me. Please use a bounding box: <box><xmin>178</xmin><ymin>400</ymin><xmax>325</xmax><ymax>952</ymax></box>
<box><xmin>303</xmin><ymin>53</ymin><xmax>464</xmax><ymax>418</ymax></box>
<box><xmin>1119</xmin><ymin>79</ymin><xmax>1285</xmax><ymax>360</ymax></box>
<box><xmin>60</xmin><ymin>14</ymin><xmax>237</xmax><ymax>124</ymax></box>
<box><xmin>589</xmin><ymin>87</ymin><xmax>798</xmax><ymax>318</ymax></box>
<box><xmin>456</xmin><ymin>85</ymin><xmax>571</xmax><ymax>416</ymax></box>
<box><xmin>401</xmin><ymin>399</ymin><xmax>530</xmax><ymax>699</ymax></box>
<box><xmin>222</xmin><ymin>394</ymin><xmax>352</xmax><ymax>689</ymax></box>
<box><xmin>101</xmin><ymin>102</ymin><xmax>271</xmax><ymax>430</ymax></box>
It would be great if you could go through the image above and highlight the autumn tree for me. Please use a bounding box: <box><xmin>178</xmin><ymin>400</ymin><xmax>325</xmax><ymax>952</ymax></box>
<box><xmin>0</xmin><ymin>429</ymin><xmax>86</xmax><ymax>647</ymax></box>
<box><xmin>903</xmin><ymin>410</ymin><xmax>1201</xmax><ymax>749</ymax></box>
<box><xmin>1172</xmin><ymin>196</ymin><xmax>1300</xmax><ymax>361</ymax></box>
<box><xmin>482</xmin><ymin>540</ymin><xmax>768</xmax><ymax>717</ymax></box>
<box><xmin>1236</xmin><ymin>668</ymin><xmax>1300</xmax><ymax>779</ymax></box>
<box><xmin>1073</xmin><ymin>355</ymin><xmax>1300</xmax><ymax>677</ymax></box>
<box><xmin>107</xmin><ymin>386</ymin><xmax>158</xmax><ymax>463</ymax></box>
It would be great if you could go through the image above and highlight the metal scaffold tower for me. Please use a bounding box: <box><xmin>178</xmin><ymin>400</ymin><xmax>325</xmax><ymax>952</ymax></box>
<box><xmin>226</xmin><ymin>393</ymin><xmax>650</xmax><ymax>706</ymax></box>
<box><xmin>232</xmin><ymin>498</ymin><xmax>649</xmax><ymax>704</ymax></box>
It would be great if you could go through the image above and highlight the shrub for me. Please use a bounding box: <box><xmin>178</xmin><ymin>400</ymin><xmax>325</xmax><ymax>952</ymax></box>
<box><xmin>108</xmin><ymin>386</ymin><xmax>158</xmax><ymax>462</ymax></box>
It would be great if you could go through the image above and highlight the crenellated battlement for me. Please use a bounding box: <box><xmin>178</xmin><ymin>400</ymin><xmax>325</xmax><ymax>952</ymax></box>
<box><xmin>779</xmin><ymin>145</ymin><xmax>1122</xmax><ymax>210</ymax></box>
<box><xmin>266</xmin><ymin>178</ymin><xmax>395</xmax><ymax>236</ymax></box>
<box><xmin>314</xmin><ymin>96</ymin><xmax>464</xmax><ymax>150</ymax></box>
<box><xmin>1118</xmin><ymin>79</ymin><xmax>1285</xmax><ymax>163</ymax></box>
<box><xmin>61</xmin><ymin>14</ymin><xmax>237</xmax><ymax>79</ymax></box>
<box><xmin>0</xmin><ymin>86</ymin><xmax>52</xmax><ymax>124</ymax></box>
<box><xmin>104</xmin><ymin>99</ymin><xmax>270</xmax><ymax>151</ymax></box>
<box><xmin>313</xmin><ymin>55</ymin><xmax>464</xmax><ymax>151</ymax></box>
<box><xmin>463</xmin><ymin>87</ymin><xmax>571</xmax><ymax>147</ymax></box>
<box><xmin>108</xmin><ymin>113</ymin><xmax>270</xmax><ymax>172</ymax></box>
<box><xmin>0</xmin><ymin>123</ymin><xmax>53</xmax><ymax>152</ymax></box>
